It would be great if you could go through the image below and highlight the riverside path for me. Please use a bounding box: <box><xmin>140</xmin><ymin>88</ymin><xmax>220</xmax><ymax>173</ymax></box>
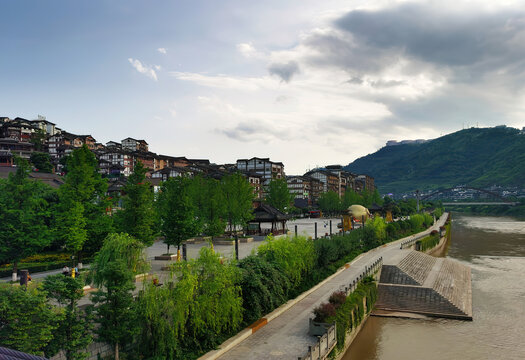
<box><xmin>206</xmin><ymin>214</ymin><xmax>449</xmax><ymax>360</ymax></box>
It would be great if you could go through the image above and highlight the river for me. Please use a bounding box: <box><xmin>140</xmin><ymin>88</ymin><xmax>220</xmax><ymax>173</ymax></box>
<box><xmin>342</xmin><ymin>214</ymin><xmax>525</xmax><ymax>360</ymax></box>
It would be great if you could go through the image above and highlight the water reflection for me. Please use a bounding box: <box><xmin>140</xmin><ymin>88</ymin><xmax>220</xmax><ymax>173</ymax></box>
<box><xmin>343</xmin><ymin>214</ymin><xmax>525</xmax><ymax>360</ymax></box>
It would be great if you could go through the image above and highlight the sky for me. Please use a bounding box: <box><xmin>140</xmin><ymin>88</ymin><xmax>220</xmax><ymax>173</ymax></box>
<box><xmin>2</xmin><ymin>0</ymin><xmax>525</xmax><ymax>174</ymax></box>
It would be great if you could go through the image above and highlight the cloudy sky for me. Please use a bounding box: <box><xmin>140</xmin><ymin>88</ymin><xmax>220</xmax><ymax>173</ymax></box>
<box><xmin>2</xmin><ymin>0</ymin><xmax>525</xmax><ymax>174</ymax></box>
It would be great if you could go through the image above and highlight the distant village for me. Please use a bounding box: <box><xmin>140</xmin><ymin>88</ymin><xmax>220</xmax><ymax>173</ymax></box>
<box><xmin>0</xmin><ymin>115</ymin><xmax>375</xmax><ymax>208</ymax></box>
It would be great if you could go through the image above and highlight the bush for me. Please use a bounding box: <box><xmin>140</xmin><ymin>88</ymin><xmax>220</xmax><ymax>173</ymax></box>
<box><xmin>328</xmin><ymin>291</ymin><xmax>346</xmax><ymax>308</ymax></box>
<box><xmin>238</xmin><ymin>255</ymin><xmax>291</xmax><ymax>324</ymax></box>
<box><xmin>313</xmin><ymin>302</ymin><xmax>337</xmax><ymax>322</ymax></box>
<box><xmin>257</xmin><ymin>236</ymin><xmax>315</xmax><ymax>287</ymax></box>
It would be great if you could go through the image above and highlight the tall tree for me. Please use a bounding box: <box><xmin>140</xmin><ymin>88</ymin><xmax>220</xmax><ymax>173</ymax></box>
<box><xmin>30</xmin><ymin>128</ymin><xmax>47</xmax><ymax>151</ymax></box>
<box><xmin>90</xmin><ymin>233</ymin><xmax>148</xmax><ymax>360</ymax></box>
<box><xmin>265</xmin><ymin>178</ymin><xmax>294</xmax><ymax>213</ymax></box>
<box><xmin>115</xmin><ymin>161</ymin><xmax>158</xmax><ymax>246</ymax></box>
<box><xmin>222</xmin><ymin>173</ymin><xmax>254</xmax><ymax>234</ymax></box>
<box><xmin>30</xmin><ymin>152</ymin><xmax>53</xmax><ymax>173</ymax></box>
<box><xmin>318</xmin><ymin>191</ymin><xmax>341</xmax><ymax>216</ymax></box>
<box><xmin>43</xmin><ymin>275</ymin><xmax>93</xmax><ymax>360</ymax></box>
<box><xmin>56</xmin><ymin>145</ymin><xmax>112</xmax><ymax>259</ymax></box>
<box><xmin>0</xmin><ymin>157</ymin><xmax>54</xmax><ymax>281</ymax></box>
<box><xmin>0</xmin><ymin>284</ymin><xmax>60</xmax><ymax>355</ymax></box>
<box><xmin>157</xmin><ymin>176</ymin><xmax>199</xmax><ymax>256</ymax></box>
<box><xmin>189</xmin><ymin>176</ymin><xmax>226</xmax><ymax>238</ymax></box>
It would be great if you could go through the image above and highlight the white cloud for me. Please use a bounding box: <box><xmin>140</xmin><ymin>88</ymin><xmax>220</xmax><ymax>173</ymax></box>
<box><xmin>236</xmin><ymin>42</ymin><xmax>266</xmax><ymax>60</ymax></box>
<box><xmin>128</xmin><ymin>58</ymin><xmax>159</xmax><ymax>81</ymax></box>
<box><xmin>157</xmin><ymin>47</ymin><xmax>167</xmax><ymax>54</ymax></box>
<box><xmin>170</xmin><ymin>71</ymin><xmax>272</xmax><ymax>91</ymax></box>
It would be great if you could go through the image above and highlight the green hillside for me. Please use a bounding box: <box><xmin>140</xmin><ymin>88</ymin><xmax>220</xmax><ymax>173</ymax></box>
<box><xmin>345</xmin><ymin>127</ymin><xmax>525</xmax><ymax>193</ymax></box>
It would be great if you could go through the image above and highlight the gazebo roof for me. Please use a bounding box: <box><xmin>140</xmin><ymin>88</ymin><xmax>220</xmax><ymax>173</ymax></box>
<box><xmin>368</xmin><ymin>203</ymin><xmax>383</xmax><ymax>211</ymax></box>
<box><xmin>251</xmin><ymin>203</ymin><xmax>290</xmax><ymax>222</ymax></box>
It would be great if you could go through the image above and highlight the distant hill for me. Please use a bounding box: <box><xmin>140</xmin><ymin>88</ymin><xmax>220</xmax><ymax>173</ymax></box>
<box><xmin>344</xmin><ymin>126</ymin><xmax>525</xmax><ymax>193</ymax></box>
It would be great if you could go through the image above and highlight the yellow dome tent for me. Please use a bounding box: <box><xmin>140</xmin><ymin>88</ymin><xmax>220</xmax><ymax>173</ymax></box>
<box><xmin>341</xmin><ymin>205</ymin><xmax>371</xmax><ymax>231</ymax></box>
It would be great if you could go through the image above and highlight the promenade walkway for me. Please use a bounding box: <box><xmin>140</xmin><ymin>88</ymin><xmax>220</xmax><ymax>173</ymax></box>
<box><xmin>209</xmin><ymin>214</ymin><xmax>449</xmax><ymax>360</ymax></box>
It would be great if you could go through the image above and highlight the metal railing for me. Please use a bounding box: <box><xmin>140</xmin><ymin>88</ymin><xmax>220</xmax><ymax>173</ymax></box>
<box><xmin>340</xmin><ymin>257</ymin><xmax>383</xmax><ymax>295</ymax></box>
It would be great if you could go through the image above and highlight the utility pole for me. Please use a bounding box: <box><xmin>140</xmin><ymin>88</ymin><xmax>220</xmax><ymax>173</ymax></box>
<box><xmin>416</xmin><ymin>189</ymin><xmax>420</xmax><ymax>213</ymax></box>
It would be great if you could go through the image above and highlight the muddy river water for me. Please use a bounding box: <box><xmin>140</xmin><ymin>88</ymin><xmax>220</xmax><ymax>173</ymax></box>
<box><xmin>342</xmin><ymin>214</ymin><xmax>525</xmax><ymax>360</ymax></box>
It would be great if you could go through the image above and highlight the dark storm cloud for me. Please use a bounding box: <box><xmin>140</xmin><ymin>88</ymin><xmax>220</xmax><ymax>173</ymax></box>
<box><xmin>268</xmin><ymin>61</ymin><xmax>300</xmax><ymax>82</ymax></box>
<box><xmin>333</xmin><ymin>3</ymin><xmax>525</xmax><ymax>71</ymax></box>
<box><xmin>301</xmin><ymin>3</ymin><xmax>525</xmax><ymax>132</ymax></box>
<box><xmin>335</xmin><ymin>4</ymin><xmax>525</xmax><ymax>67</ymax></box>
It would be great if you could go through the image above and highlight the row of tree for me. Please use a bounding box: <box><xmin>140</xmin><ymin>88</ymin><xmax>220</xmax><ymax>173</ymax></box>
<box><xmin>0</xmin><ymin>202</ymin><xmax>443</xmax><ymax>360</ymax></box>
<box><xmin>0</xmin><ymin>145</ymin><xmax>292</xmax><ymax>278</ymax></box>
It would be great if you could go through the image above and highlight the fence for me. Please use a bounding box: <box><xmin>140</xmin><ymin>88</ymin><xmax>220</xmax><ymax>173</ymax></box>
<box><xmin>400</xmin><ymin>235</ymin><xmax>420</xmax><ymax>249</ymax></box>
<box><xmin>298</xmin><ymin>257</ymin><xmax>383</xmax><ymax>360</ymax></box>
<box><xmin>298</xmin><ymin>324</ymin><xmax>337</xmax><ymax>360</ymax></box>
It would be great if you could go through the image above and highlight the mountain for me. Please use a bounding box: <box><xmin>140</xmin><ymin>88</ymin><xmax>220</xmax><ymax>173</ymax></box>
<box><xmin>344</xmin><ymin>126</ymin><xmax>525</xmax><ymax>193</ymax></box>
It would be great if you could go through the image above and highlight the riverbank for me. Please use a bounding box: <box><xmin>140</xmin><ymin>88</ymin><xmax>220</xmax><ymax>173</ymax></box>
<box><xmin>342</xmin><ymin>214</ymin><xmax>525</xmax><ymax>360</ymax></box>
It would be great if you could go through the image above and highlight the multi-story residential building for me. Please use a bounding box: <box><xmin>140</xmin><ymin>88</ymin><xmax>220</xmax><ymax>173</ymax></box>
<box><xmin>0</xmin><ymin>117</ymin><xmax>36</xmax><ymax>142</ymax></box>
<box><xmin>236</xmin><ymin>157</ymin><xmax>284</xmax><ymax>187</ymax></box>
<box><xmin>98</xmin><ymin>149</ymin><xmax>135</xmax><ymax>177</ymax></box>
<box><xmin>240</xmin><ymin>171</ymin><xmax>263</xmax><ymax>199</ymax></box>
<box><xmin>356</xmin><ymin>174</ymin><xmax>375</xmax><ymax>192</ymax></box>
<box><xmin>304</xmin><ymin>169</ymin><xmax>339</xmax><ymax>194</ymax></box>
<box><xmin>122</xmin><ymin>137</ymin><xmax>149</xmax><ymax>152</ymax></box>
<box><xmin>30</xmin><ymin>116</ymin><xmax>59</xmax><ymax>136</ymax></box>
<box><xmin>106</xmin><ymin>141</ymin><xmax>122</xmax><ymax>148</ymax></box>
<box><xmin>150</xmin><ymin>166</ymin><xmax>194</xmax><ymax>181</ymax></box>
<box><xmin>134</xmin><ymin>151</ymin><xmax>157</xmax><ymax>172</ymax></box>
<box><xmin>48</xmin><ymin>132</ymin><xmax>96</xmax><ymax>169</ymax></box>
<box><xmin>287</xmin><ymin>175</ymin><xmax>323</xmax><ymax>206</ymax></box>
<box><xmin>0</xmin><ymin>138</ymin><xmax>34</xmax><ymax>162</ymax></box>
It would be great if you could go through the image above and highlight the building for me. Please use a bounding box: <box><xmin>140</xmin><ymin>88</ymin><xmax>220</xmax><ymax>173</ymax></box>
<box><xmin>0</xmin><ymin>138</ymin><xmax>34</xmax><ymax>162</ymax></box>
<box><xmin>98</xmin><ymin>148</ymin><xmax>135</xmax><ymax>177</ymax></box>
<box><xmin>150</xmin><ymin>166</ymin><xmax>194</xmax><ymax>181</ymax></box>
<box><xmin>356</xmin><ymin>174</ymin><xmax>375</xmax><ymax>192</ymax></box>
<box><xmin>30</xmin><ymin>115</ymin><xmax>59</xmax><ymax>136</ymax></box>
<box><xmin>236</xmin><ymin>157</ymin><xmax>285</xmax><ymax>191</ymax></box>
<box><xmin>304</xmin><ymin>169</ymin><xmax>339</xmax><ymax>194</ymax></box>
<box><xmin>287</xmin><ymin>175</ymin><xmax>322</xmax><ymax>207</ymax></box>
<box><xmin>122</xmin><ymin>137</ymin><xmax>149</xmax><ymax>152</ymax></box>
<box><xmin>48</xmin><ymin>132</ymin><xmax>97</xmax><ymax>169</ymax></box>
<box><xmin>241</xmin><ymin>171</ymin><xmax>263</xmax><ymax>199</ymax></box>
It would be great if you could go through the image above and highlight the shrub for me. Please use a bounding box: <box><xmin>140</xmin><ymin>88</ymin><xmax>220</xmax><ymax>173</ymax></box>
<box><xmin>328</xmin><ymin>291</ymin><xmax>346</xmax><ymax>308</ymax></box>
<box><xmin>238</xmin><ymin>255</ymin><xmax>291</xmax><ymax>324</ymax></box>
<box><xmin>313</xmin><ymin>302</ymin><xmax>336</xmax><ymax>323</ymax></box>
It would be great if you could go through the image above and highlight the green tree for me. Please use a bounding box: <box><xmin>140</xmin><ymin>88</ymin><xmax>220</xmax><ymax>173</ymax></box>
<box><xmin>56</xmin><ymin>145</ymin><xmax>112</xmax><ymax>259</ymax></box>
<box><xmin>92</xmin><ymin>260</ymin><xmax>136</xmax><ymax>360</ymax></box>
<box><xmin>318</xmin><ymin>191</ymin><xmax>341</xmax><ymax>216</ymax></box>
<box><xmin>221</xmin><ymin>173</ymin><xmax>254</xmax><ymax>234</ymax></box>
<box><xmin>136</xmin><ymin>247</ymin><xmax>243</xmax><ymax>359</ymax></box>
<box><xmin>30</xmin><ymin>128</ymin><xmax>47</xmax><ymax>151</ymax></box>
<box><xmin>157</xmin><ymin>176</ymin><xmax>200</xmax><ymax>256</ymax></box>
<box><xmin>42</xmin><ymin>275</ymin><xmax>93</xmax><ymax>360</ymax></box>
<box><xmin>90</xmin><ymin>233</ymin><xmax>148</xmax><ymax>360</ymax></box>
<box><xmin>0</xmin><ymin>284</ymin><xmax>60</xmax><ymax>355</ymax></box>
<box><xmin>0</xmin><ymin>158</ymin><xmax>54</xmax><ymax>281</ymax></box>
<box><xmin>265</xmin><ymin>178</ymin><xmax>294</xmax><ymax>213</ymax></box>
<box><xmin>189</xmin><ymin>176</ymin><xmax>226</xmax><ymax>238</ymax></box>
<box><xmin>341</xmin><ymin>190</ymin><xmax>364</xmax><ymax>209</ymax></box>
<box><xmin>30</xmin><ymin>152</ymin><xmax>53</xmax><ymax>173</ymax></box>
<box><xmin>115</xmin><ymin>161</ymin><xmax>158</xmax><ymax>246</ymax></box>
